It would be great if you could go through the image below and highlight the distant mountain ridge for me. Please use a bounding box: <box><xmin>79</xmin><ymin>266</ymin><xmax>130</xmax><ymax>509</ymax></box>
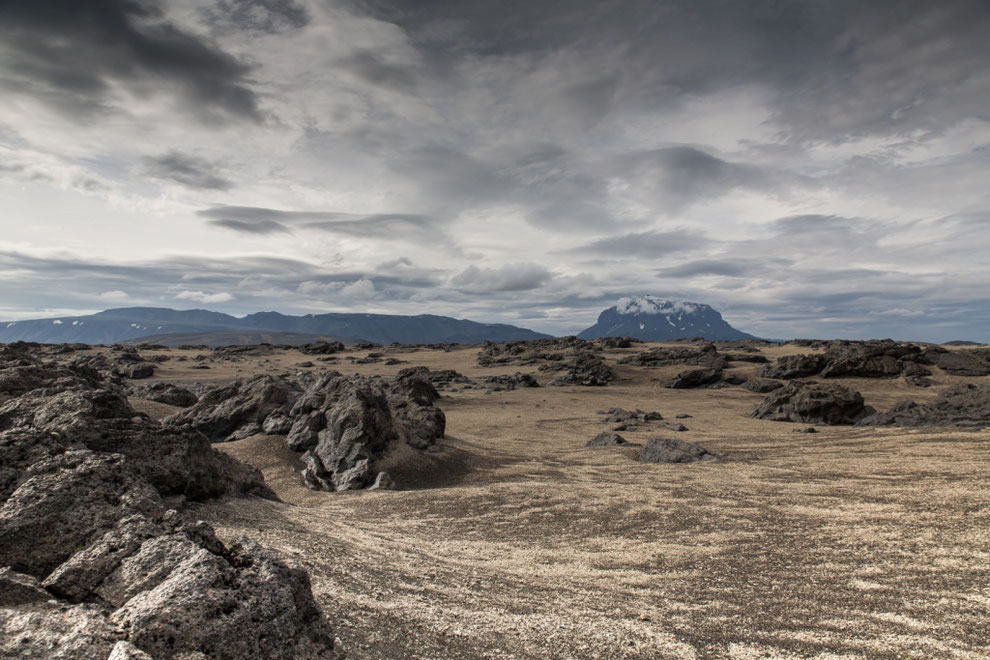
<box><xmin>0</xmin><ymin>307</ymin><xmax>551</xmax><ymax>345</ymax></box>
<box><xmin>577</xmin><ymin>296</ymin><xmax>756</xmax><ymax>341</ymax></box>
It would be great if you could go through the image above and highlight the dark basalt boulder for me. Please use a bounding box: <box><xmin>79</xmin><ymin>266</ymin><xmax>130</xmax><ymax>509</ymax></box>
<box><xmin>423</xmin><ymin>369</ymin><xmax>473</xmax><ymax>390</ymax></box>
<box><xmin>298</xmin><ymin>340</ymin><xmax>345</xmax><ymax>355</ymax></box>
<box><xmin>477</xmin><ymin>336</ymin><xmax>595</xmax><ymax>367</ymax></box>
<box><xmin>598</xmin><ymin>336</ymin><xmax>637</xmax><ymax>349</ymax></box>
<box><xmin>388</xmin><ymin>368</ymin><xmax>446</xmax><ymax>450</ymax></box>
<box><xmin>741</xmin><ymin>378</ymin><xmax>784</xmax><ymax>393</ymax></box>
<box><xmin>128</xmin><ymin>382</ymin><xmax>198</xmax><ymax>407</ymax></box>
<box><xmin>722</xmin><ymin>353</ymin><xmax>769</xmax><ymax>364</ymax></box>
<box><xmin>750</xmin><ymin>381</ymin><xmax>874</xmax><ymax>425</ymax></box>
<box><xmin>664</xmin><ymin>368</ymin><xmax>723</xmax><ymax>389</ymax></box>
<box><xmin>0</xmin><ymin>567</ymin><xmax>52</xmax><ymax>606</ymax></box>
<box><xmin>0</xmin><ymin>385</ymin><xmax>273</xmax><ymax>503</ymax></box>
<box><xmin>638</xmin><ymin>437</ymin><xmax>718</xmax><ymax>463</ymax></box>
<box><xmin>586</xmin><ymin>432</ymin><xmax>629</xmax><ymax>447</ymax></box>
<box><xmin>116</xmin><ymin>363</ymin><xmax>154</xmax><ymax>380</ymax></box>
<box><xmin>288</xmin><ymin>372</ymin><xmax>397</xmax><ymax>491</ymax></box>
<box><xmin>393</xmin><ymin>367</ymin><xmax>443</xmax><ymax>405</ymax></box>
<box><xmin>758</xmin><ymin>354</ymin><xmax>827</xmax><ymax>380</ymax></box>
<box><xmin>0</xmin><ymin>355</ymin><xmax>339</xmax><ymax>658</ymax></box>
<box><xmin>618</xmin><ymin>343</ymin><xmax>728</xmax><ymax>370</ymax></box>
<box><xmin>482</xmin><ymin>372</ymin><xmax>540</xmax><ymax>390</ymax></box>
<box><xmin>857</xmin><ymin>382</ymin><xmax>990</xmax><ymax>427</ymax></box>
<box><xmin>931</xmin><ymin>350</ymin><xmax>990</xmax><ymax>376</ymax></box>
<box><xmin>543</xmin><ymin>352</ymin><xmax>614</xmax><ymax>386</ymax></box>
<box><xmin>164</xmin><ymin>374</ymin><xmax>301</xmax><ymax>442</ymax></box>
<box><xmin>0</xmin><ymin>451</ymin><xmax>162</xmax><ymax>577</ymax></box>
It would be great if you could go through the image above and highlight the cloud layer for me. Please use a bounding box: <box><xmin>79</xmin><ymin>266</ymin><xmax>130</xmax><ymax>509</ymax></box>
<box><xmin>1</xmin><ymin>0</ymin><xmax>989</xmax><ymax>340</ymax></box>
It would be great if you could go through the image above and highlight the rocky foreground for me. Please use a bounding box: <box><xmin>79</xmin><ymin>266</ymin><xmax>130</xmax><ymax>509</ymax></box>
<box><xmin>2</xmin><ymin>336</ymin><xmax>989</xmax><ymax>658</ymax></box>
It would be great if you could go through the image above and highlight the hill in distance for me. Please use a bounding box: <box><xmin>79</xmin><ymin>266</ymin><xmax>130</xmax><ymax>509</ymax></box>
<box><xmin>121</xmin><ymin>331</ymin><xmax>363</xmax><ymax>348</ymax></box>
<box><xmin>578</xmin><ymin>296</ymin><xmax>757</xmax><ymax>342</ymax></box>
<box><xmin>0</xmin><ymin>307</ymin><xmax>551</xmax><ymax>346</ymax></box>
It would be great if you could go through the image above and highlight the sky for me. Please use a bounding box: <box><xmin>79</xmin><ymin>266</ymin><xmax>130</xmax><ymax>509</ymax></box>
<box><xmin>1</xmin><ymin>0</ymin><xmax>989</xmax><ymax>341</ymax></box>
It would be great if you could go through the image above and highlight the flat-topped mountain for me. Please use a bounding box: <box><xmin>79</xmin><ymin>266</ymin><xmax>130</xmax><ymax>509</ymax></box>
<box><xmin>577</xmin><ymin>296</ymin><xmax>757</xmax><ymax>341</ymax></box>
<box><xmin>0</xmin><ymin>307</ymin><xmax>551</xmax><ymax>345</ymax></box>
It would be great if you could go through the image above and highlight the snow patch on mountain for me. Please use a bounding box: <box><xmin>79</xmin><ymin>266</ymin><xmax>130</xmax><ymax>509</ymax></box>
<box><xmin>615</xmin><ymin>296</ymin><xmax>700</xmax><ymax>316</ymax></box>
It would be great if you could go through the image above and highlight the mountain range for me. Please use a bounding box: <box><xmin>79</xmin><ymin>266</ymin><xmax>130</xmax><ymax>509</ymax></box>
<box><xmin>0</xmin><ymin>307</ymin><xmax>551</xmax><ymax>345</ymax></box>
<box><xmin>0</xmin><ymin>297</ymin><xmax>756</xmax><ymax>345</ymax></box>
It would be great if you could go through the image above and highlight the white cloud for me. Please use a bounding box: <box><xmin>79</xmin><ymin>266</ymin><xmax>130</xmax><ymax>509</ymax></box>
<box><xmin>339</xmin><ymin>277</ymin><xmax>376</xmax><ymax>299</ymax></box>
<box><xmin>175</xmin><ymin>290</ymin><xmax>234</xmax><ymax>303</ymax></box>
<box><xmin>98</xmin><ymin>290</ymin><xmax>129</xmax><ymax>301</ymax></box>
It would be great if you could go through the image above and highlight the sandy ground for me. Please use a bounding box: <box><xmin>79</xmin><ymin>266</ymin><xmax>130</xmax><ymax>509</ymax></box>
<box><xmin>124</xmin><ymin>342</ymin><xmax>990</xmax><ymax>659</ymax></box>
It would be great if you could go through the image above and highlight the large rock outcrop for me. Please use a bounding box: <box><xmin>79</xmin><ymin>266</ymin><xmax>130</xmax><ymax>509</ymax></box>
<box><xmin>0</xmin><ymin>352</ymin><xmax>339</xmax><ymax>658</ymax></box>
<box><xmin>287</xmin><ymin>372</ymin><xmax>398</xmax><ymax>491</ymax></box>
<box><xmin>618</xmin><ymin>343</ymin><xmax>729</xmax><ymax>370</ymax></box>
<box><xmin>857</xmin><ymin>383</ymin><xmax>990</xmax><ymax>427</ymax></box>
<box><xmin>750</xmin><ymin>381</ymin><xmax>874</xmax><ymax>425</ymax></box>
<box><xmin>543</xmin><ymin>352</ymin><xmax>615</xmax><ymax>386</ymax></box>
<box><xmin>164</xmin><ymin>375</ymin><xmax>302</xmax><ymax>442</ymax></box>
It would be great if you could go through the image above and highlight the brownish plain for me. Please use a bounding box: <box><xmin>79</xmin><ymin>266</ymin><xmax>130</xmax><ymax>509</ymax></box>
<box><xmin>125</xmin><ymin>342</ymin><xmax>990</xmax><ymax>659</ymax></box>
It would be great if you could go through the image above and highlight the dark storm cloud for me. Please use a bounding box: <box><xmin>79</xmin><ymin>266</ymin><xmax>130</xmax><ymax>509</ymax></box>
<box><xmin>141</xmin><ymin>152</ymin><xmax>234</xmax><ymax>191</ymax></box>
<box><xmin>337</xmin><ymin>50</ymin><xmax>418</xmax><ymax>93</ymax></box>
<box><xmin>567</xmin><ymin>230</ymin><xmax>709</xmax><ymax>259</ymax></box>
<box><xmin>619</xmin><ymin>147</ymin><xmax>804</xmax><ymax>212</ymax></box>
<box><xmin>199</xmin><ymin>206</ymin><xmax>444</xmax><ymax>240</ymax></box>
<box><xmin>450</xmin><ymin>263</ymin><xmax>552</xmax><ymax>293</ymax></box>
<box><xmin>357</xmin><ymin>0</ymin><xmax>990</xmax><ymax>143</ymax></box>
<box><xmin>200</xmin><ymin>0</ymin><xmax>309</xmax><ymax>35</ymax></box>
<box><xmin>0</xmin><ymin>0</ymin><xmax>261</xmax><ymax>123</ymax></box>
<box><xmin>656</xmin><ymin>258</ymin><xmax>792</xmax><ymax>278</ymax></box>
<box><xmin>207</xmin><ymin>219</ymin><xmax>290</xmax><ymax>235</ymax></box>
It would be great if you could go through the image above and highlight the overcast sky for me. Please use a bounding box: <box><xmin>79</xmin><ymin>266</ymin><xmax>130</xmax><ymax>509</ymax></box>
<box><xmin>2</xmin><ymin>0</ymin><xmax>989</xmax><ymax>340</ymax></box>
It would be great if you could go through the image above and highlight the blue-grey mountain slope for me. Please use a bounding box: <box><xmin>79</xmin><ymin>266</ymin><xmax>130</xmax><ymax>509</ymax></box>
<box><xmin>0</xmin><ymin>307</ymin><xmax>551</xmax><ymax>345</ymax></box>
<box><xmin>577</xmin><ymin>296</ymin><xmax>757</xmax><ymax>341</ymax></box>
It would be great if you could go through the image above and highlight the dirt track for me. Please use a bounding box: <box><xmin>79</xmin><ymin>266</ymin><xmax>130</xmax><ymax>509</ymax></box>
<box><xmin>131</xmin><ymin>343</ymin><xmax>990</xmax><ymax>659</ymax></box>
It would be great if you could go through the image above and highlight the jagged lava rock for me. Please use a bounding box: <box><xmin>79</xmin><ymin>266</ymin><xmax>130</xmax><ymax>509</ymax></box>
<box><xmin>750</xmin><ymin>381</ymin><xmax>874</xmax><ymax>425</ymax></box>
<box><xmin>857</xmin><ymin>382</ymin><xmax>990</xmax><ymax>427</ymax></box>
<box><xmin>639</xmin><ymin>437</ymin><xmax>719</xmax><ymax>463</ymax></box>
<box><xmin>164</xmin><ymin>374</ymin><xmax>301</xmax><ymax>442</ymax></box>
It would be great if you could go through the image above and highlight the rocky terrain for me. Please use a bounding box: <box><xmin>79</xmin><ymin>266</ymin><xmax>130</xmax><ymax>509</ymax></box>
<box><xmin>2</xmin><ymin>336</ymin><xmax>989</xmax><ymax>658</ymax></box>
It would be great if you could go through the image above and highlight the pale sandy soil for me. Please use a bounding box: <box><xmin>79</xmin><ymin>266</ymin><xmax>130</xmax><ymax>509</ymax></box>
<box><xmin>123</xmin><ymin>343</ymin><xmax>990</xmax><ymax>659</ymax></box>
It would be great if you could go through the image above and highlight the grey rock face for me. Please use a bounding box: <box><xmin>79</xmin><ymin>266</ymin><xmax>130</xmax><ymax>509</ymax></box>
<box><xmin>639</xmin><ymin>437</ymin><xmax>718</xmax><ymax>463</ymax></box>
<box><xmin>0</xmin><ymin>352</ymin><xmax>339</xmax><ymax>659</ymax></box>
<box><xmin>481</xmin><ymin>372</ymin><xmax>540</xmax><ymax>390</ymax></box>
<box><xmin>164</xmin><ymin>374</ymin><xmax>301</xmax><ymax>442</ymax></box>
<box><xmin>750</xmin><ymin>381</ymin><xmax>874</xmax><ymax>425</ymax></box>
<box><xmin>931</xmin><ymin>350</ymin><xmax>990</xmax><ymax>376</ymax></box>
<box><xmin>741</xmin><ymin>378</ymin><xmax>784</xmax><ymax>393</ymax></box>
<box><xmin>759</xmin><ymin>354</ymin><xmax>827</xmax><ymax>380</ymax></box>
<box><xmin>664</xmin><ymin>368</ymin><xmax>723</xmax><ymax>389</ymax></box>
<box><xmin>1</xmin><ymin>601</ymin><xmax>122</xmax><ymax>659</ymax></box>
<box><xmin>0</xmin><ymin>386</ymin><xmax>273</xmax><ymax>503</ymax></box>
<box><xmin>128</xmin><ymin>382</ymin><xmax>198</xmax><ymax>407</ymax></box>
<box><xmin>290</xmin><ymin>372</ymin><xmax>397</xmax><ymax>491</ymax></box>
<box><xmin>478</xmin><ymin>336</ymin><xmax>594</xmax><ymax>367</ymax></box>
<box><xmin>0</xmin><ymin>451</ymin><xmax>162</xmax><ymax>577</ymax></box>
<box><xmin>299</xmin><ymin>340</ymin><xmax>345</xmax><ymax>355</ymax></box>
<box><xmin>542</xmin><ymin>352</ymin><xmax>615</xmax><ymax>386</ymax></box>
<box><xmin>618</xmin><ymin>343</ymin><xmax>728</xmax><ymax>370</ymax></box>
<box><xmin>0</xmin><ymin>567</ymin><xmax>52</xmax><ymax>606</ymax></box>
